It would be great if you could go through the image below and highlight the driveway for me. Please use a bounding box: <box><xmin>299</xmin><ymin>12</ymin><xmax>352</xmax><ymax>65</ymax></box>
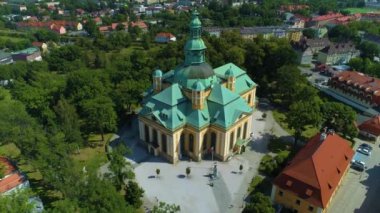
<box><xmin>328</xmin><ymin>139</ymin><xmax>380</xmax><ymax>213</ymax></box>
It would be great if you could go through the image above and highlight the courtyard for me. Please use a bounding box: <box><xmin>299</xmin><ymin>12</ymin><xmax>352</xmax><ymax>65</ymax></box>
<box><xmin>119</xmin><ymin>109</ymin><xmax>288</xmax><ymax>213</ymax></box>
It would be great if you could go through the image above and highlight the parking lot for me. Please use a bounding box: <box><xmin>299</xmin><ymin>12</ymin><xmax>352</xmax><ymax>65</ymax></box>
<box><xmin>328</xmin><ymin>139</ymin><xmax>380</xmax><ymax>213</ymax></box>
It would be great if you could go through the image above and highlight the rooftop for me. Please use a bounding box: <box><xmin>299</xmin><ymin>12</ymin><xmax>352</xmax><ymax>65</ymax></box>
<box><xmin>273</xmin><ymin>133</ymin><xmax>354</xmax><ymax>208</ymax></box>
<box><xmin>358</xmin><ymin>115</ymin><xmax>380</xmax><ymax>136</ymax></box>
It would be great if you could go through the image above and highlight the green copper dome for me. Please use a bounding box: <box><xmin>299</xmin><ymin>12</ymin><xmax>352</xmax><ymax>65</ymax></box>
<box><xmin>190</xmin><ymin>10</ymin><xmax>201</xmax><ymax>27</ymax></box>
<box><xmin>185</xmin><ymin>38</ymin><xmax>206</xmax><ymax>51</ymax></box>
<box><xmin>153</xmin><ymin>69</ymin><xmax>163</xmax><ymax>77</ymax></box>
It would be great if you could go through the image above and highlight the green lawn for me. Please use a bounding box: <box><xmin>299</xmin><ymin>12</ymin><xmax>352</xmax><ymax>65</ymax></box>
<box><xmin>272</xmin><ymin>110</ymin><xmax>319</xmax><ymax>139</ymax></box>
<box><xmin>72</xmin><ymin>133</ymin><xmax>113</xmax><ymax>171</ymax></box>
<box><xmin>344</xmin><ymin>7</ymin><xmax>380</xmax><ymax>14</ymax></box>
<box><xmin>0</xmin><ymin>36</ymin><xmax>28</xmax><ymax>42</ymax></box>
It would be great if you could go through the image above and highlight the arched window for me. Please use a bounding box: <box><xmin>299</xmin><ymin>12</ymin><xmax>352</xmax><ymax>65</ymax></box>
<box><xmin>229</xmin><ymin>131</ymin><xmax>235</xmax><ymax>150</ymax></box>
<box><xmin>247</xmin><ymin>95</ymin><xmax>251</xmax><ymax>104</ymax></box>
<box><xmin>243</xmin><ymin>122</ymin><xmax>248</xmax><ymax>139</ymax></box>
<box><xmin>211</xmin><ymin>132</ymin><xmax>217</xmax><ymax>150</ymax></box>
<box><xmin>153</xmin><ymin>129</ymin><xmax>158</xmax><ymax>146</ymax></box>
<box><xmin>144</xmin><ymin>125</ymin><xmax>150</xmax><ymax>142</ymax></box>
<box><xmin>189</xmin><ymin>134</ymin><xmax>194</xmax><ymax>153</ymax></box>
<box><xmin>161</xmin><ymin>134</ymin><xmax>167</xmax><ymax>153</ymax></box>
<box><xmin>237</xmin><ymin>127</ymin><xmax>241</xmax><ymax>139</ymax></box>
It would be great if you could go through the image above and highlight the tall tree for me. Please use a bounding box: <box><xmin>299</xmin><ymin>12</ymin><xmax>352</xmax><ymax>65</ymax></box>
<box><xmin>124</xmin><ymin>181</ymin><xmax>144</xmax><ymax>208</ymax></box>
<box><xmin>321</xmin><ymin>102</ymin><xmax>358</xmax><ymax>139</ymax></box>
<box><xmin>287</xmin><ymin>99</ymin><xmax>322</xmax><ymax>147</ymax></box>
<box><xmin>82</xmin><ymin>96</ymin><xmax>117</xmax><ymax>141</ymax></box>
<box><xmin>54</xmin><ymin>98</ymin><xmax>83</xmax><ymax>145</ymax></box>
<box><xmin>107</xmin><ymin>142</ymin><xmax>132</xmax><ymax>191</ymax></box>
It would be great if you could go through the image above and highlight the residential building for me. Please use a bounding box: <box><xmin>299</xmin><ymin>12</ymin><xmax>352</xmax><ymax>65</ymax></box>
<box><xmin>358</xmin><ymin>115</ymin><xmax>380</xmax><ymax>142</ymax></box>
<box><xmin>138</xmin><ymin>11</ymin><xmax>257</xmax><ymax>163</ymax></box>
<box><xmin>304</xmin><ymin>37</ymin><xmax>330</xmax><ymax>54</ymax></box>
<box><xmin>329</xmin><ymin>71</ymin><xmax>380</xmax><ymax>107</ymax></box>
<box><xmin>155</xmin><ymin>32</ymin><xmax>176</xmax><ymax>43</ymax></box>
<box><xmin>0</xmin><ymin>50</ymin><xmax>13</xmax><ymax>65</ymax></box>
<box><xmin>317</xmin><ymin>42</ymin><xmax>360</xmax><ymax>65</ymax></box>
<box><xmin>292</xmin><ymin>43</ymin><xmax>313</xmax><ymax>65</ymax></box>
<box><xmin>32</xmin><ymin>41</ymin><xmax>48</xmax><ymax>53</ymax></box>
<box><xmin>308</xmin><ymin>13</ymin><xmax>344</xmax><ymax>27</ymax></box>
<box><xmin>12</xmin><ymin>47</ymin><xmax>42</xmax><ymax>62</ymax></box>
<box><xmin>272</xmin><ymin>132</ymin><xmax>354</xmax><ymax>213</ymax></box>
<box><xmin>279</xmin><ymin>4</ymin><xmax>309</xmax><ymax>13</ymax></box>
<box><xmin>16</xmin><ymin>20</ymin><xmax>82</xmax><ymax>33</ymax></box>
<box><xmin>0</xmin><ymin>157</ymin><xmax>30</xmax><ymax>195</ymax></box>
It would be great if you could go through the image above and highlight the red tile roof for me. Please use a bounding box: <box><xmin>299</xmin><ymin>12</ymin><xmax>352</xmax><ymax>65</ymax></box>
<box><xmin>359</xmin><ymin>115</ymin><xmax>380</xmax><ymax>136</ymax></box>
<box><xmin>0</xmin><ymin>157</ymin><xmax>26</xmax><ymax>194</ymax></box>
<box><xmin>273</xmin><ymin>133</ymin><xmax>354</xmax><ymax>208</ymax></box>
<box><xmin>17</xmin><ymin>20</ymin><xmax>79</xmax><ymax>28</ymax></box>
<box><xmin>156</xmin><ymin>32</ymin><xmax>175</xmax><ymax>39</ymax></box>
<box><xmin>32</xmin><ymin>41</ymin><xmax>44</xmax><ymax>47</ymax></box>
<box><xmin>312</xmin><ymin>13</ymin><xmax>343</xmax><ymax>22</ymax></box>
<box><xmin>332</xmin><ymin>71</ymin><xmax>380</xmax><ymax>96</ymax></box>
<box><xmin>130</xmin><ymin>21</ymin><xmax>148</xmax><ymax>29</ymax></box>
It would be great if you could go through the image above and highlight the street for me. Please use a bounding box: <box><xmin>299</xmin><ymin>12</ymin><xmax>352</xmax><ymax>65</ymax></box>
<box><xmin>328</xmin><ymin>139</ymin><xmax>380</xmax><ymax>213</ymax></box>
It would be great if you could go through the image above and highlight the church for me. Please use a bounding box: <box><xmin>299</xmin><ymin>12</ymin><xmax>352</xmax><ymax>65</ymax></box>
<box><xmin>138</xmin><ymin>10</ymin><xmax>257</xmax><ymax>163</ymax></box>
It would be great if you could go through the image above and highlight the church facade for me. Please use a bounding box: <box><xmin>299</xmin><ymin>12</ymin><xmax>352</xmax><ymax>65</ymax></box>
<box><xmin>138</xmin><ymin>10</ymin><xmax>257</xmax><ymax>163</ymax></box>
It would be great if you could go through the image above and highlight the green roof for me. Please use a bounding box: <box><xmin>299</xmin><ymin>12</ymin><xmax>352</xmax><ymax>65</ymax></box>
<box><xmin>152</xmin><ymin>84</ymin><xmax>186</xmax><ymax>106</ymax></box>
<box><xmin>185</xmin><ymin>39</ymin><xmax>206</xmax><ymax>51</ymax></box>
<box><xmin>12</xmin><ymin>47</ymin><xmax>39</xmax><ymax>55</ymax></box>
<box><xmin>153</xmin><ymin>69</ymin><xmax>163</xmax><ymax>77</ymax></box>
<box><xmin>214</xmin><ymin>63</ymin><xmax>246</xmax><ymax>78</ymax></box>
<box><xmin>235</xmin><ymin>74</ymin><xmax>257</xmax><ymax>94</ymax></box>
<box><xmin>208</xmin><ymin>84</ymin><xmax>239</xmax><ymax>105</ymax></box>
<box><xmin>190</xmin><ymin>10</ymin><xmax>201</xmax><ymax>27</ymax></box>
<box><xmin>192</xmin><ymin>80</ymin><xmax>205</xmax><ymax>91</ymax></box>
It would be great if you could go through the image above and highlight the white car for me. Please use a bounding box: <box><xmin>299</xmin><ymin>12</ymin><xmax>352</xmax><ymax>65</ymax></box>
<box><xmin>357</xmin><ymin>147</ymin><xmax>371</xmax><ymax>156</ymax></box>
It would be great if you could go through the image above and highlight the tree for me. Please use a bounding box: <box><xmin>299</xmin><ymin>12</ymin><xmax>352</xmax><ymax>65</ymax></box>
<box><xmin>152</xmin><ymin>202</ymin><xmax>181</xmax><ymax>213</ymax></box>
<box><xmin>54</xmin><ymin>98</ymin><xmax>83</xmax><ymax>145</ymax></box>
<box><xmin>142</xmin><ymin>34</ymin><xmax>151</xmax><ymax>50</ymax></box>
<box><xmin>79</xmin><ymin>173</ymin><xmax>134</xmax><ymax>213</ymax></box>
<box><xmin>156</xmin><ymin>168</ymin><xmax>160</xmax><ymax>178</ymax></box>
<box><xmin>0</xmin><ymin>190</ymin><xmax>34</xmax><ymax>213</ymax></box>
<box><xmin>302</xmin><ymin>28</ymin><xmax>316</xmax><ymax>39</ymax></box>
<box><xmin>359</xmin><ymin>41</ymin><xmax>380</xmax><ymax>59</ymax></box>
<box><xmin>82</xmin><ymin>96</ymin><xmax>117</xmax><ymax>141</ymax></box>
<box><xmin>243</xmin><ymin>192</ymin><xmax>275</xmax><ymax>213</ymax></box>
<box><xmin>328</xmin><ymin>25</ymin><xmax>356</xmax><ymax>42</ymax></box>
<box><xmin>107</xmin><ymin>142</ymin><xmax>132</xmax><ymax>191</ymax></box>
<box><xmin>321</xmin><ymin>102</ymin><xmax>358</xmax><ymax>139</ymax></box>
<box><xmin>186</xmin><ymin>167</ymin><xmax>191</xmax><ymax>177</ymax></box>
<box><xmin>125</xmin><ymin>181</ymin><xmax>144</xmax><ymax>208</ymax></box>
<box><xmin>287</xmin><ymin>99</ymin><xmax>322</xmax><ymax>148</ymax></box>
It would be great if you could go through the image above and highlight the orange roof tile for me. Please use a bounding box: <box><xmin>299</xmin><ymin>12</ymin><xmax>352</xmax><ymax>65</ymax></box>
<box><xmin>273</xmin><ymin>133</ymin><xmax>354</xmax><ymax>208</ymax></box>
<box><xmin>0</xmin><ymin>157</ymin><xmax>27</xmax><ymax>194</ymax></box>
<box><xmin>332</xmin><ymin>71</ymin><xmax>380</xmax><ymax>95</ymax></box>
<box><xmin>359</xmin><ymin>115</ymin><xmax>380</xmax><ymax>136</ymax></box>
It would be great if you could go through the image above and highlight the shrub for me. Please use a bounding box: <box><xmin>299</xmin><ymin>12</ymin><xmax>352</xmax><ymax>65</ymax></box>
<box><xmin>267</xmin><ymin>136</ymin><xmax>291</xmax><ymax>153</ymax></box>
<box><xmin>248</xmin><ymin>176</ymin><xmax>263</xmax><ymax>193</ymax></box>
<box><xmin>259</xmin><ymin>154</ymin><xmax>277</xmax><ymax>176</ymax></box>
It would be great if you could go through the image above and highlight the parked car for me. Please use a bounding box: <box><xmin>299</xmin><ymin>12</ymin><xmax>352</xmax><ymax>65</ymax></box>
<box><xmin>351</xmin><ymin>160</ymin><xmax>365</xmax><ymax>172</ymax></box>
<box><xmin>357</xmin><ymin>147</ymin><xmax>371</xmax><ymax>156</ymax></box>
<box><xmin>359</xmin><ymin>143</ymin><xmax>373</xmax><ymax>151</ymax></box>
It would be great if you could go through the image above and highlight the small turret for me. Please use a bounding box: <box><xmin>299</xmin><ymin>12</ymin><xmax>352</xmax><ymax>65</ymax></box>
<box><xmin>192</xmin><ymin>80</ymin><xmax>205</xmax><ymax>110</ymax></box>
<box><xmin>153</xmin><ymin>69</ymin><xmax>163</xmax><ymax>93</ymax></box>
<box><xmin>225</xmin><ymin>66</ymin><xmax>235</xmax><ymax>92</ymax></box>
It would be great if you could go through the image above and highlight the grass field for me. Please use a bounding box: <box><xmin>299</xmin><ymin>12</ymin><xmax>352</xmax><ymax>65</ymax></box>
<box><xmin>344</xmin><ymin>7</ymin><xmax>380</xmax><ymax>14</ymax></box>
<box><xmin>0</xmin><ymin>36</ymin><xmax>28</xmax><ymax>42</ymax></box>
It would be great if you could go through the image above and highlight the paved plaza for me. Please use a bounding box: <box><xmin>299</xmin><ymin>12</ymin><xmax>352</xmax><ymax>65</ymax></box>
<box><xmin>115</xmin><ymin>109</ymin><xmax>289</xmax><ymax>213</ymax></box>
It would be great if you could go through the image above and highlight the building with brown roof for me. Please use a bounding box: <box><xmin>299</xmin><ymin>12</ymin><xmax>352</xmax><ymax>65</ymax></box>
<box><xmin>358</xmin><ymin>115</ymin><xmax>380</xmax><ymax>142</ymax></box>
<box><xmin>271</xmin><ymin>132</ymin><xmax>354</xmax><ymax>213</ymax></box>
<box><xmin>317</xmin><ymin>42</ymin><xmax>360</xmax><ymax>65</ymax></box>
<box><xmin>0</xmin><ymin>157</ymin><xmax>29</xmax><ymax>195</ymax></box>
<box><xmin>329</xmin><ymin>71</ymin><xmax>380</xmax><ymax>107</ymax></box>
